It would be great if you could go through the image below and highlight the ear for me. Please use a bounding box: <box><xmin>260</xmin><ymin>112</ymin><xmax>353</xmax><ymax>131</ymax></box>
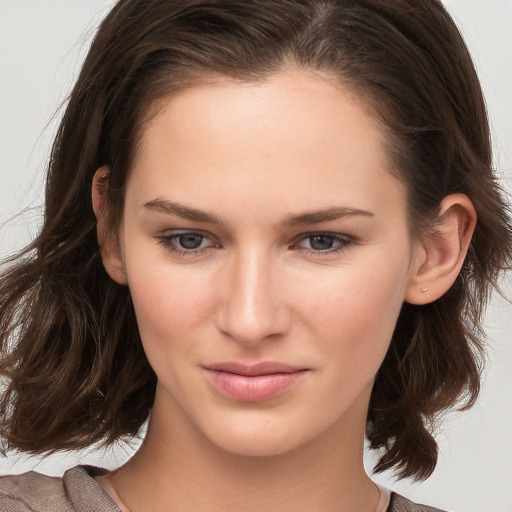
<box><xmin>91</xmin><ymin>167</ymin><xmax>127</xmax><ymax>285</ymax></box>
<box><xmin>405</xmin><ymin>193</ymin><xmax>476</xmax><ymax>305</ymax></box>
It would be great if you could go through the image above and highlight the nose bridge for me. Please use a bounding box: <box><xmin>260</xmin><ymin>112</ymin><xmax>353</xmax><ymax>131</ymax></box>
<box><xmin>219</xmin><ymin>245</ymin><xmax>286</xmax><ymax>345</ymax></box>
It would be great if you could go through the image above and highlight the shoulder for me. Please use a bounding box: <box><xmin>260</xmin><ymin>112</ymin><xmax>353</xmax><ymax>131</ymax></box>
<box><xmin>0</xmin><ymin>470</ymin><xmax>73</xmax><ymax>511</ymax></box>
<box><xmin>389</xmin><ymin>492</ymin><xmax>449</xmax><ymax>512</ymax></box>
<box><xmin>0</xmin><ymin>465</ymin><xmax>119</xmax><ymax>512</ymax></box>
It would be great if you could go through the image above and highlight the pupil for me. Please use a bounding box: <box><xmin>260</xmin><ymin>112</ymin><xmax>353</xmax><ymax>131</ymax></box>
<box><xmin>310</xmin><ymin>235</ymin><xmax>333</xmax><ymax>251</ymax></box>
<box><xmin>179</xmin><ymin>234</ymin><xmax>203</xmax><ymax>249</ymax></box>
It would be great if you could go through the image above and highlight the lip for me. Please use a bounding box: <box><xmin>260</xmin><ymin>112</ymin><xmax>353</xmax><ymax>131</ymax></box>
<box><xmin>203</xmin><ymin>362</ymin><xmax>308</xmax><ymax>402</ymax></box>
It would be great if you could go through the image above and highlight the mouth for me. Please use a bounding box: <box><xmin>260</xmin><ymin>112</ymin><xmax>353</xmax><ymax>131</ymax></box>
<box><xmin>202</xmin><ymin>362</ymin><xmax>309</xmax><ymax>402</ymax></box>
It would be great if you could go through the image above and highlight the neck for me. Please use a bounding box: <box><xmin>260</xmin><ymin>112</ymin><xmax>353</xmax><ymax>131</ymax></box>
<box><xmin>107</xmin><ymin>386</ymin><xmax>378</xmax><ymax>512</ymax></box>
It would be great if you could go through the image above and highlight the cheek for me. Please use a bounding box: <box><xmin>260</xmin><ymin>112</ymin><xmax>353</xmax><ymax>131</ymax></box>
<box><xmin>291</xmin><ymin>255</ymin><xmax>409</xmax><ymax>372</ymax></box>
<box><xmin>125</xmin><ymin>258</ymin><xmax>216</xmax><ymax>361</ymax></box>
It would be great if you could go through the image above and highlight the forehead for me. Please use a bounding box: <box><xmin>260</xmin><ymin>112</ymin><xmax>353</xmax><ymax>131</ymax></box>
<box><xmin>128</xmin><ymin>71</ymin><xmax>406</xmax><ymax>223</ymax></box>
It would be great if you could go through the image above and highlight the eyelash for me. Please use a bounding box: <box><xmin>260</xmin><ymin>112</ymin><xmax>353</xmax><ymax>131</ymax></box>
<box><xmin>156</xmin><ymin>231</ymin><xmax>353</xmax><ymax>258</ymax></box>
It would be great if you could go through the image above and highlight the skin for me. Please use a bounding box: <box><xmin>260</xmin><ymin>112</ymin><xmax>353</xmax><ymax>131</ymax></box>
<box><xmin>93</xmin><ymin>71</ymin><xmax>476</xmax><ymax>512</ymax></box>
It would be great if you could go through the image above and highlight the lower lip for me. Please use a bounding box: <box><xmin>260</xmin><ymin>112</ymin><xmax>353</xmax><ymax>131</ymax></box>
<box><xmin>204</xmin><ymin>369</ymin><xmax>307</xmax><ymax>402</ymax></box>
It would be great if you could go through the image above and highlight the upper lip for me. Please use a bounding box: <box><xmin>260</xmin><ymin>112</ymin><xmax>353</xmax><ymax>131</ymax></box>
<box><xmin>204</xmin><ymin>361</ymin><xmax>305</xmax><ymax>376</ymax></box>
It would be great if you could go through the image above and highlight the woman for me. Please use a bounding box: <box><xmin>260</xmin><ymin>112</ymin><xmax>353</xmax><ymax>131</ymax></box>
<box><xmin>1</xmin><ymin>1</ymin><xmax>511</xmax><ymax>511</ymax></box>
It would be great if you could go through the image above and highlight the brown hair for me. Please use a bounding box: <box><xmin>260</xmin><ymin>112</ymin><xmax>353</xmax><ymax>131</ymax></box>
<box><xmin>1</xmin><ymin>0</ymin><xmax>511</xmax><ymax>481</ymax></box>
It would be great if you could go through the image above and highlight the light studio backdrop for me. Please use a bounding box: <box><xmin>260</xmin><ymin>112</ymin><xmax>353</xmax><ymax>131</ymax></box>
<box><xmin>0</xmin><ymin>1</ymin><xmax>511</xmax><ymax>511</ymax></box>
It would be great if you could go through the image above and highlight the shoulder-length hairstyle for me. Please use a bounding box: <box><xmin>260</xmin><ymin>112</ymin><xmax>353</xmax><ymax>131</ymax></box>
<box><xmin>1</xmin><ymin>0</ymin><xmax>511</xmax><ymax>481</ymax></box>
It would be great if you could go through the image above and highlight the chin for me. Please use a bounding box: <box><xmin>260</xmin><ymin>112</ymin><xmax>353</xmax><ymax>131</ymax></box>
<box><xmin>216</xmin><ymin>434</ymin><xmax>301</xmax><ymax>458</ymax></box>
<box><xmin>201</xmin><ymin>414</ymin><xmax>317</xmax><ymax>458</ymax></box>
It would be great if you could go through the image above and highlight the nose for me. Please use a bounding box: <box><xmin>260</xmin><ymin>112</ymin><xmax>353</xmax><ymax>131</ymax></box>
<box><xmin>216</xmin><ymin>249</ymin><xmax>290</xmax><ymax>347</ymax></box>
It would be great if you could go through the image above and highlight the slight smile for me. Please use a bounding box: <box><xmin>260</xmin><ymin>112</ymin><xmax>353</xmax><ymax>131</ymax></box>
<box><xmin>203</xmin><ymin>362</ymin><xmax>309</xmax><ymax>402</ymax></box>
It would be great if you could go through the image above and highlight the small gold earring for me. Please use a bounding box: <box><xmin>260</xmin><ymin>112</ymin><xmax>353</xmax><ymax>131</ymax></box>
<box><xmin>421</xmin><ymin>287</ymin><xmax>428</xmax><ymax>293</ymax></box>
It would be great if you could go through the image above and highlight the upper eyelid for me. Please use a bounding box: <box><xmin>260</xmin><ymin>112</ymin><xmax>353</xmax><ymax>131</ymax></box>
<box><xmin>159</xmin><ymin>229</ymin><xmax>214</xmax><ymax>241</ymax></box>
<box><xmin>293</xmin><ymin>231</ymin><xmax>352</xmax><ymax>243</ymax></box>
<box><xmin>158</xmin><ymin>229</ymin><xmax>351</xmax><ymax>239</ymax></box>
<box><xmin>160</xmin><ymin>231</ymin><xmax>215</xmax><ymax>245</ymax></box>
<box><xmin>158</xmin><ymin>230</ymin><xmax>352</xmax><ymax>251</ymax></box>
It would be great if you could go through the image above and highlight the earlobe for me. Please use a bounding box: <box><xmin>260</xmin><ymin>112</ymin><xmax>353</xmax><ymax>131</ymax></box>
<box><xmin>405</xmin><ymin>194</ymin><xmax>476</xmax><ymax>305</ymax></box>
<box><xmin>91</xmin><ymin>167</ymin><xmax>127</xmax><ymax>285</ymax></box>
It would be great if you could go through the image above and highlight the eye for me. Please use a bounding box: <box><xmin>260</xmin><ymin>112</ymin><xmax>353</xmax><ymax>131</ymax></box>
<box><xmin>296</xmin><ymin>233</ymin><xmax>352</xmax><ymax>254</ymax></box>
<box><xmin>174</xmin><ymin>233</ymin><xmax>206</xmax><ymax>249</ymax></box>
<box><xmin>157</xmin><ymin>231</ymin><xmax>216</xmax><ymax>257</ymax></box>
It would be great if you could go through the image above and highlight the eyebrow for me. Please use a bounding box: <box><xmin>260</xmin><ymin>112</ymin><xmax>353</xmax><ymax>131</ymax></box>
<box><xmin>143</xmin><ymin>198</ymin><xmax>223</xmax><ymax>224</ymax></box>
<box><xmin>143</xmin><ymin>198</ymin><xmax>374</xmax><ymax>226</ymax></box>
<box><xmin>283</xmin><ymin>206</ymin><xmax>374</xmax><ymax>226</ymax></box>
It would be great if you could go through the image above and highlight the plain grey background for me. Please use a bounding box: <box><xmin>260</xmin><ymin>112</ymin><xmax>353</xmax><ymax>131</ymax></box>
<box><xmin>0</xmin><ymin>1</ymin><xmax>511</xmax><ymax>511</ymax></box>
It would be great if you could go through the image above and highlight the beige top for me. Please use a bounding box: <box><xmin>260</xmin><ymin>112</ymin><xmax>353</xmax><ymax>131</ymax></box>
<box><xmin>0</xmin><ymin>465</ymin><xmax>447</xmax><ymax>512</ymax></box>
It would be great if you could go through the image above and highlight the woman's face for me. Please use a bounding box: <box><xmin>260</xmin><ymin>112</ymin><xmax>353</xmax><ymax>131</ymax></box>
<box><xmin>116</xmin><ymin>71</ymin><xmax>421</xmax><ymax>456</ymax></box>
